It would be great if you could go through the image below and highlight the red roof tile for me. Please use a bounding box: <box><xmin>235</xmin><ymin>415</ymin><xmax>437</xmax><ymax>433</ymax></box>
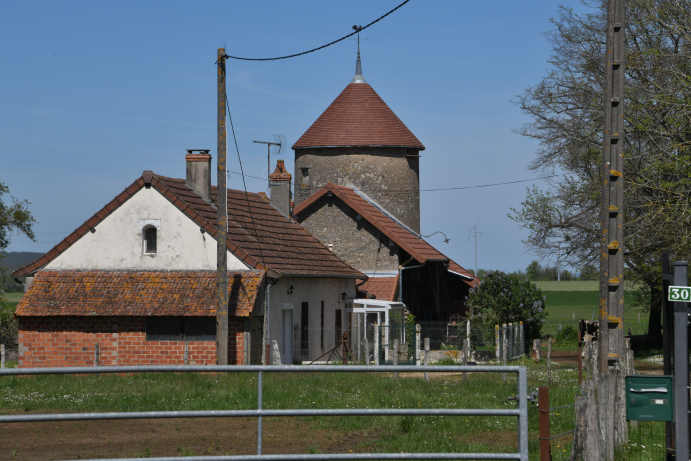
<box><xmin>15</xmin><ymin>270</ymin><xmax>264</xmax><ymax>317</ymax></box>
<box><xmin>293</xmin><ymin>182</ymin><xmax>478</xmax><ymax>287</ymax></box>
<box><xmin>292</xmin><ymin>83</ymin><xmax>425</xmax><ymax>149</ymax></box>
<box><xmin>12</xmin><ymin>173</ymin><xmax>364</xmax><ymax>280</ymax></box>
<box><xmin>358</xmin><ymin>276</ymin><xmax>399</xmax><ymax>301</ymax></box>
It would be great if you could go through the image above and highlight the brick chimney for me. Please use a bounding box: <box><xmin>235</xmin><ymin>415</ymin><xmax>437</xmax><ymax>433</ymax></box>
<box><xmin>185</xmin><ymin>150</ymin><xmax>212</xmax><ymax>203</ymax></box>
<box><xmin>269</xmin><ymin>159</ymin><xmax>292</xmax><ymax>216</ymax></box>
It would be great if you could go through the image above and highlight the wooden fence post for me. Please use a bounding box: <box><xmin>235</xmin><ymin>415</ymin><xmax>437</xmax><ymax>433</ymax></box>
<box><xmin>577</xmin><ymin>330</ymin><xmax>582</xmax><ymax>385</ymax></box>
<box><xmin>393</xmin><ymin>339</ymin><xmax>399</xmax><ymax>379</ymax></box>
<box><xmin>583</xmin><ymin>380</ymin><xmax>601</xmax><ymax>460</ymax></box>
<box><xmin>424</xmin><ymin>338</ymin><xmax>430</xmax><ymax>382</ymax></box>
<box><xmin>547</xmin><ymin>340</ymin><xmax>553</xmax><ymax>387</ymax></box>
<box><xmin>533</xmin><ymin>339</ymin><xmax>542</xmax><ymax>361</ymax></box>
<box><xmin>538</xmin><ymin>386</ymin><xmax>551</xmax><ymax>461</ymax></box>
<box><xmin>571</xmin><ymin>393</ymin><xmax>586</xmax><ymax>460</ymax></box>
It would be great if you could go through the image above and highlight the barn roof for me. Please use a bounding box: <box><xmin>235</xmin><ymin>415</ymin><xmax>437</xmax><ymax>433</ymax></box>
<box><xmin>15</xmin><ymin>270</ymin><xmax>264</xmax><ymax>317</ymax></box>
<box><xmin>11</xmin><ymin>172</ymin><xmax>364</xmax><ymax>281</ymax></box>
<box><xmin>293</xmin><ymin>182</ymin><xmax>478</xmax><ymax>288</ymax></box>
<box><xmin>357</xmin><ymin>276</ymin><xmax>399</xmax><ymax>301</ymax></box>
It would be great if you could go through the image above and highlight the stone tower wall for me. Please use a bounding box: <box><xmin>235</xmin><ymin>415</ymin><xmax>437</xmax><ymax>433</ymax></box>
<box><xmin>293</xmin><ymin>147</ymin><xmax>420</xmax><ymax>233</ymax></box>
<box><xmin>296</xmin><ymin>196</ymin><xmax>401</xmax><ymax>274</ymax></box>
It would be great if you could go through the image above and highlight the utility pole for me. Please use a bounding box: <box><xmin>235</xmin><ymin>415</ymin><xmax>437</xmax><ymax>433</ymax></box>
<box><xmin>468</xmin><ymin>225</ymin><xmax>482</xmax><ymax>276</ymax></box>
<box><xmin>599</xmin><ymin>0</ymin><xmax>625</xmax><ymax>376</ymax></box>
<box><xmin>217</xmin><ymin>48</ymin><xmax>228</xmax><ymax>365</ymax></box>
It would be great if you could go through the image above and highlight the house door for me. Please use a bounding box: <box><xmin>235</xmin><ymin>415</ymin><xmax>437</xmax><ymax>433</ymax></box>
<box><xmin>281</xmin><ymin>304</ymin><xmax>293</xmax><ymax>364</ymax></box>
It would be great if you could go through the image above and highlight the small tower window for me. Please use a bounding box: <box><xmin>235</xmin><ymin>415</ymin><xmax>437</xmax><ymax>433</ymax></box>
<box><xmin>301</xmin><ymin>167</ymin><xmax>310</xmax><ymax>188</ymax></box>
<box><xmin>144</xmin><ymin>226</ymin><xmax>157</xmax><ymax>254</ymax></box>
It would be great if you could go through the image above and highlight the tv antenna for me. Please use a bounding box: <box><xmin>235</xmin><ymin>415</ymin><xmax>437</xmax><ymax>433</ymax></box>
<box><xmin>253</xmin><ymin>134</ymin><xmax>286</xmax><ymax>193</ymax></box>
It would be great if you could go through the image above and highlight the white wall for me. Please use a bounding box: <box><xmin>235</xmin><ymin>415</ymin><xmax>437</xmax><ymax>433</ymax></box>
<box><xmin>46</xmin><ymin>187</ymin><xmax>249</xmax><ymax>271</ymax></box>
<box><xmin>266</xmin><ymin>277</ymin><xmax>357</xmax><ymax>363</ymax></box>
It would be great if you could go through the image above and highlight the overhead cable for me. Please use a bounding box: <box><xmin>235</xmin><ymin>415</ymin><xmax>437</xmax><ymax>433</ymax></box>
<box><xmin>224</xmin><ymin>0</ymin><xmax>410</xmax><ymax>61</ymax></box>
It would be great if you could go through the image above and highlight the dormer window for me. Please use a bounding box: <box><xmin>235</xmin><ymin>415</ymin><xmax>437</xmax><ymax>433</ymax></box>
<box><xmin>144</xmin><ymin>227</ymin><xmax>157</xmax><ymax>254</ymax></box>
<box><xmin>138</xmin><ymin>219</ymin><xmax>161</xmax><ymax>256</ymax></box>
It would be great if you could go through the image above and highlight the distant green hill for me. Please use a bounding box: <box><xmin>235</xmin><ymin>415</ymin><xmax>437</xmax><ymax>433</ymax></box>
<box><xmin>1</xmin><ymin>252</ymin><xmax>44</xmax><ymax>272</ymax></box>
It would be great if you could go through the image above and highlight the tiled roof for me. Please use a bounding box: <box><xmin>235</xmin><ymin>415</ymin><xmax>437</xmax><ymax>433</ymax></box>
<box><xmin>12</xmin><ymin>173</ymin><xmax>364</xmax><ymax>280</ymax></box>
<box><xmin>292</xmin><ymin>83</ymin><xmax>425</xmax><ymax>150</ymax></box>
<box><xmin>293</xmin><ymin>182</ymin><xmax>478</xmax><ymax>287</ymax></box>
<box><xmin>357</xmin><ymin>276</ymin><xmax>399</xmax><ymax>301</ymax></box>
<box><xmin>15</xmin><ymin>270</ymin><xmax>264</xmax><ymax>317</ymax></box>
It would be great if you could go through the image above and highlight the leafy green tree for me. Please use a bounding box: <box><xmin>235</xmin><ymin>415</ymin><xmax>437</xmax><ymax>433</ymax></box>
<box><xmin>526</xmin><ymin>260</ymin><xmax>543</xmax><ymax>280</ymax></box>
<box><xmin>0</xmin><ymin>178</ymin><xmax>35</xmax><ymax>344</ymax></box>
<box><xmin>510</xmin><ymin>0</ymin><xmax>691</xmax><ymax>339</ymax></box>
<box><xmin>466</xmin><ymin>270</ymin><xmax>547</xmax><ymax>341</ymax></box>
<box><xmin>579</xmin><ymin>265</ymin><xmax>599</xmax><ymax>281</ymax></box>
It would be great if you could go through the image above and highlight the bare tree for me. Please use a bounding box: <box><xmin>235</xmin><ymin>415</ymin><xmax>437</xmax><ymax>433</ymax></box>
<box><xmin>511</xmin><ymin>0</ymin><xmax>691</xmax><ymax>338</ymax></box>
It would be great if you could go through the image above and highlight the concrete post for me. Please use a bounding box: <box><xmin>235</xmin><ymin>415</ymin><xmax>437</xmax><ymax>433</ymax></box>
<box><xmin>94</xmin><ymin>343</ymin><xmax>100</xmax><ymax>367</ymax></box>
<box><xmin>373</xmin><ymin>324</ymin><xmax>379</xmax><ymax>365</ymax></box>
<box><xmin>184</xmin><ymin>341</ymin><xmax>189</xmax><ymax>365</ymax></box>
<box><xmin>393</xmin><ymin>339</ymin><xmax>399</xmax><ymax>379</ymax></box>
<box><xmin>673</xmin><ymin>261</ymin><xmax>689</xmax><ymax>461</ymax></box>
<box><xmin>271</xmin><ymin>340</ymin><xmax>282</xmax><ymax>365</ymax></box>
<box><xmin>1</xmin><ymin>344</ymin><xmax>5</xmax><ymax>369</ymax></box>
<box><xmin>495</xmin><ymin>324</ymin><xmax>500</xmax><ymax>361</ymax></box>
<box><xmin>424</xmin><ymin>338</ymin><xmax>430</xmax><ymax>382</ymax></box>
<box><xmin>415</xmin><ymin>324</ymin><xmax>421</xmax><ymax>366</ymax></box>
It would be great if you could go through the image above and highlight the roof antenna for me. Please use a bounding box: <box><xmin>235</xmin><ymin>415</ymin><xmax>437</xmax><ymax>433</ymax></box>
<box><xmin>253</xmin><ymin>135</ymin><xmax>287</xmax><ymax>194</ymax></box>
<box><xmin>351</xmin><ymin>25</ymin><xmax>366</xmax><ymax>83</ymax></box>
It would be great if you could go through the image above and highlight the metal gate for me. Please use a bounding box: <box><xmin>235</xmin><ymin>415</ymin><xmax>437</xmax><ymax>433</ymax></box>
<box><xmin>0</xmin><ymin>364</ymin><xmax>529</xmax><ymax>460</ymax></box>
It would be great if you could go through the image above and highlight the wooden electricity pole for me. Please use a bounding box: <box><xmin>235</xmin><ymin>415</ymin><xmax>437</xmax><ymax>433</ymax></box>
<box><xmin>599</xmin><ymin>0</ymin><xmax>625</xmax><ymax>376</ymax></box>
<box><xmin>598</xmin><ymin>1</ymin><xmax>626</xmax><ymax>458</ymax></box>
<box><xmin>217</xmin><ymin>48</ymin><xmax>229</xmax><ymax>365</ymax></box>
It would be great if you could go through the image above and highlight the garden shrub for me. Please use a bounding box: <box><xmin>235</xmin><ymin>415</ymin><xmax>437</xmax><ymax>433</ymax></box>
<box><xmin>465</xmin><ymin>270</ymin><xmax>547</xmax><ymax>341</ymax></box>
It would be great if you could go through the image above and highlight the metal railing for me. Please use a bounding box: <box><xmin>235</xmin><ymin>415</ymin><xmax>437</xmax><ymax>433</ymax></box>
<box><xmin>0</xmin><ymin>364</ymin><xmax>529</xmax><ymax>461</ymax></box>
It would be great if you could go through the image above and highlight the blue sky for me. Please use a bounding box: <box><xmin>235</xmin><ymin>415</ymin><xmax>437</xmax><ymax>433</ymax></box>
<box><xmin>0</xmin><ymin>1</ymin><xmax>593</xmax><ymax>274</ymax></box>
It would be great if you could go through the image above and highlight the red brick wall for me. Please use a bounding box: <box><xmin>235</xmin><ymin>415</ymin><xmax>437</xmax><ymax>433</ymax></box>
<box><xmin>18</xmin><ymin>316</ymin><xmax>248</xmax><ymax>368</ymax></box>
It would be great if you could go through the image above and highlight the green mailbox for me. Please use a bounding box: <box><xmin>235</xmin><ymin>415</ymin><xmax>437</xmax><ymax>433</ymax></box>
<box><xmin>625</xmin><ymin>375</ymin><xmax>674</xmax><ymax>422</ymax></box>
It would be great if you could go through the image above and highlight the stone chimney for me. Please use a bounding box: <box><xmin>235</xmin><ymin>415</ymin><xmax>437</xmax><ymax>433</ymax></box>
<box><xmin>185</xmin><ymin>149</ymin><xmax>212</xmax><ymax>203</ymax></box>
<box><xmin>270</xmin><ymin>159</ymin><xmax>292</xmax><ymax>216</ymax></box>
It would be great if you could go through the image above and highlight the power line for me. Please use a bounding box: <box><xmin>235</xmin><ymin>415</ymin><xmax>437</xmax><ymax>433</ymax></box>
<box><xmin>225</xmin><ymin>95</ymin><xmax>267</xmax><ymax>270</ymax></box>
<box><xmin>225</xmin><ymin>170</ymin><xmax>553</xmax><ymax>193</ymax></box>
<box><xmin>224</xmin><ymin>0</ymin><xmax>410</xmax><ymax>61</ymax></box>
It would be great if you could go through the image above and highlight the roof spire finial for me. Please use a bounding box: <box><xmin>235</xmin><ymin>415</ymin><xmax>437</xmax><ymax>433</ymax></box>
<box><xmin>351</xmin><ymin>25</ymin><xmax>366</xmax><ymax>84</ymax></box>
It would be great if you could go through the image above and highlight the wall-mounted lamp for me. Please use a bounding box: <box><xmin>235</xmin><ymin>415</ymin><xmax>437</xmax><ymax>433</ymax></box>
<box><xmin>341</xmin><ymin>292</ymin><xmax>348</xmax><ymax>301</ymax></box>
<box><xmin>287</xmin><ymin>285</ymin><xmax>294</xmax><ymax>295</ymax></box>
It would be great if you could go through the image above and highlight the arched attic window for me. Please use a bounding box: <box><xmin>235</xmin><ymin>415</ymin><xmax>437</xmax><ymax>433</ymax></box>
<box><xmin>144</xmin><ymin>226</ymin><xmax>157</xmax><ymax>254</ymax></box>
<box><xmin>139</xmin><ymin>219</ymin><xmax>161</xmax><ymax>256</ymax></box>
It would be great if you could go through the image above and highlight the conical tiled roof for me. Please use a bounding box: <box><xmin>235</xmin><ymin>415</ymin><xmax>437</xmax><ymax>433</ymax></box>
<box><xmin>292</xmin><ymin>82</ymin><xmax>425</xmax><ymax>150</ymax></box>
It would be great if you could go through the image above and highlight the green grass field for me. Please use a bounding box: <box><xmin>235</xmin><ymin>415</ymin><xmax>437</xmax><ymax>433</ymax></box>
<box><xmin>533</xmin><ymin>281</ymin><xmax>599</xmax><ymax>291</ymax></box>
<box><xmin>541</xmin><ymin>290</ymin><xmax>649</xmax><ymax>338</ymax></box>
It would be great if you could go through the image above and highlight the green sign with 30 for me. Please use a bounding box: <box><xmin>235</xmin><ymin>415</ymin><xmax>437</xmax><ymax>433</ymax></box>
<box><xmin>668</xmin><ymin>286</ymin><xmax>691</xmax><ymax>302</ymax></box>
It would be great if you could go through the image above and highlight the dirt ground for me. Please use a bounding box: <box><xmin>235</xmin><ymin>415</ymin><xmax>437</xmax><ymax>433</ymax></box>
<box><xmin>0</xmin><ymin>351</ymin><xmax>663</xmax><ymax>460</ymax></box>
<box><xmin>0</xmin><ymin>416</ymin><xmax>388</xmax><ymax>460</ymax></box>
